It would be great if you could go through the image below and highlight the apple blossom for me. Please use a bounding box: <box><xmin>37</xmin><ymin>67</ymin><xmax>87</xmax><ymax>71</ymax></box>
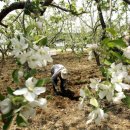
<box><xmin>13</xmin><ymin>77</ymin><xmax>46</xmax><ymax>102</ymax></box>
<box><xmin>108</xmin><ymin>63</ymin><xmax>127</xmax><ymax>77</ymax></box>
<box><xmin>113</xmin><ymin>92</ymin><xmax>126</xmax><ymax>104</ymax></box>
<box><xmin>10</xmin><ymin>35</ymin><xmax>28</xmax><ymax>57</ymax></box>
<box><xmin>79</xmin><ymin>89</ymin><xmax>86</xmax><ymax>109</ymax></box>
<box><xmin>113</xmin><ymin>82</ymin><xmax>130</xmax><ymax>92</ymax></box>
<box><xmin>20</xmin><ymin>98</ymin><xmax>47</xmax><ymax>119</ymax></box>
<box><xmin>86</xmin><ymin>108</ymin><xmax>107</xmax><ymax>125</ymax></box>
<box><xmin>123</xmin><ymin>46</ymin><xmax>130</xmax><ymax>59</ymax></box>
<box><xmin>18</xmin><ymin>70</ymin><xmax>24</xmax><ymax>78</ymax></box>
<box><xmin>90</xmin><ymin>78</ymin><xmax>101</xmax><ymax>91</ymax></box>
<box><xmin>0</xmin><ymin>98</ymin><xmax>12</xmax><ymax>114</ymax></box>
<box><xmin>20</xmin><ymin>105</ymin><xmax>36</xmax><ymax>119</ymax></box>
<box><xmin>98</xmin><ymin>84</ymin><xmax>114</xmax><ymax>101</ymax></box>
<box><xmin>30</xmin><ymin>98</ymin><xmax>47</xmax><ymax>108</ymax></box>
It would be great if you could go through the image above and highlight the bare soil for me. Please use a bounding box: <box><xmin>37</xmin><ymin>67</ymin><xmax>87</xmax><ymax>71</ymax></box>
<box><xmin>0</xmin><ymin>52</ymin><xmax>130</xmax><ymax>130</ymax></box>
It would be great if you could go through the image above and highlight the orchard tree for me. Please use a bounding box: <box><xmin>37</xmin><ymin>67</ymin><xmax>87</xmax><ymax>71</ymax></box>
<box><xmin>0</xmin><ymin>0</ymin><xmax>130</xmax><ymax>129</ymax></box>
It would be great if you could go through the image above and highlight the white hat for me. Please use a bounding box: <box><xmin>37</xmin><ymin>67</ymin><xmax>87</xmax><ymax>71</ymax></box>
<box><xmin>61</xmin><ymin>68</ymin><xmax>68</xmax><ymax>79</ymax></box>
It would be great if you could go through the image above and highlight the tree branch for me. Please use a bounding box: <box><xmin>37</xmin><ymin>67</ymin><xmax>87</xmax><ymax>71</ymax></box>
<box><xmin>0</xmin><ymin>0</ymin><xmax>53</xmax><ymax>27</ymax></box>
<box><xmin>0</xmin><ymin>2</ymin><xmax>25</xmax><ymax>27</ymax></box>
<box><xmin>95</xmin><ymin>0</ymin><xmax>106</xmax><ymax>31</ymax></box>
<box><xmin>123</xmin><ymin>0</ymin><xmax>130</xmax><ymax>4</ymax></box>
<box><xmin>95</xmin><ymin>0</ymin><xmax>106</xmax><ymax>41</ymax></box>
<box><xmin>50</xmin><ymin>3</ymin><xmax>87</xmax><ymax>16</ymax></box>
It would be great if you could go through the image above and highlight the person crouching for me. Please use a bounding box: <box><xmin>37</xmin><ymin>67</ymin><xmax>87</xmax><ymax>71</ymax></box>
<box><xmin>51</xmin><ymin>64</ymin><xmax>68</xmax><ymax>95</ymax></box>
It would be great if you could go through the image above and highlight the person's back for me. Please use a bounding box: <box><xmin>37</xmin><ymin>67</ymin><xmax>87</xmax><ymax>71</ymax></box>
<box><xmin>51</xmin><ymin>64</ymin><xmax>68</xmax><ymax>95</ymax></box>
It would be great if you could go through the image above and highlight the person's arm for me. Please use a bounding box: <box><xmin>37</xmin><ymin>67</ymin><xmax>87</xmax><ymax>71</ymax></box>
<box><xmin>51</xmin><ymin>76</ymin><xmax>57</xmax><ymax>87</ymax></box>
<box><xmin>51</xmin><ymin>69</ymin><xmax>61</xmax><ymax>86</ymax></box>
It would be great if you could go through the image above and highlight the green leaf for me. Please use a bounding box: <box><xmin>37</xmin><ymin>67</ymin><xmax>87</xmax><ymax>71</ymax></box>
<box><xmin>108</xmin><ymin>39</ymin><xmax>127</xmax><ymax>48</ymax></box>
<box><xmin>34</xmin><ymin>36</ymin><xmax>48</xmax><ymax>46</ymax></box>
<box><xmin>106</xmin><ymin>28</ymin><xmax>117</xmax><ymax>36</ymax></box>
<box><xmin>2</xmin><ymin>111</ymin><xmax>13</xmax><ymax>130</ymax></box>
<box><xmin>90</xmin><ymin>98</ymin><xmax>99</xmax><ymax>108</ymax></box>
<box><xmin>122</xmin><ymin>94</ymin><xmax>130</xmax><ymax>108</ymax></box>
<box><xmin>102</xmin><ymin>38</ymin><xmax>127</xmax><ymax>48</ymax></box>
<box><xmin>36</xmin><ymin>79</ymin><xmax>45</xmax><ymax>86</ymax></box>
<box><xmin>16</xmin><ymin>114</ymin><xmax>28</xmax><ymax>127</ymax></box>
<box><xmin>12</xmin><ymin>69</ymin><xmax>19</xmax><ymax>83</ymax></box>
<box><xmin>103</xmin><ymin>59</ymin><xmax>112</xmax><ymax>65</ymax></box>
<box><xmin>102</xmin><ymin>38</ymin><xmax>110</xmax><ymax>45</ymax></box>
<box><xmin>26</xmin><ymin>24</ymin><xmax>34</xmax><ymax>34</ymax></box>
<box><xmin>24</xmin><ymin>69</ymin><xmax>36</xmax><ymax>80</ymax></box>
<box><xmin>36</xmin><ymin>78</ymin><xmax>51</xmax><ymax>86</ymax></box>
<box><xmin>124</xmin><ymin>58</ymin><xmax>130</xmax><ymax>64</ymax></box>
<box><xmin>0</xmin><ymin>93</ymin><xmax>5</xmax><ymax>101</ymax></box>
<box><xmin>100</xmin><ymin>66</ymin><xmax>109</xmax><ymax>77</ymax></box>
<box><xmin>7</xmin><ymin>87</ymin><xmax>14</xmax><ymax>95</ymax></box>
<box><xmin>110</xmin><ymin>50</ymin><xmax>122</xmax><ymax>59</ymax></box>
<box><xmin>12</xmin><ymin>96</ymin><xmax>25</xmax><ymax>106</ymax></box>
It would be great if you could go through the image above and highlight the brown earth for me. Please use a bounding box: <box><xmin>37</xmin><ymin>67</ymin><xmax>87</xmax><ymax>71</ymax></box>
<box><xmin>0</xmin><ymin>52</ymin><xmax>130</xmax><ymax>130</ymax></box>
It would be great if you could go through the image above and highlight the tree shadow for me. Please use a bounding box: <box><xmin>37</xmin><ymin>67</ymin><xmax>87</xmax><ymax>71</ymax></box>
<box><xmin>57</xmin><ymin>89</ymin><xmax>80</xmax><ymax>101</ymax></box>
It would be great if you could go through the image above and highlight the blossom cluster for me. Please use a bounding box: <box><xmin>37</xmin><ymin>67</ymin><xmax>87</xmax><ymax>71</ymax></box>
<box><xmin>10</xmin><ymin>35</ymin><xmax>53</xmax><ymax>69</ymax></box>
<box><xmin>80</xmin><ymin>62</ymin><xmax>130</xmax><ymax>125</ymax></box>
<box><xmin>0</xmin><ymin>77</ymin><xmax>47</xmax><ymax>120</ymax></box>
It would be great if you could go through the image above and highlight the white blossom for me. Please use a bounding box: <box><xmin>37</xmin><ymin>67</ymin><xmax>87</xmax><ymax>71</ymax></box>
<box><xmin>113</xmin><ymin>82</ymin><xmax>130</xmax><ymax>92</ymax></box>
<box><xmin>113</xmin><ymin>92</ymin><xmax>126</xmax><ymax>104</ymax></box>
<box><xmin>109</xmin><ymin>63</ymin><xmax>127</xmax><ymax>77</ymax></box>
<box><xmin>17</xmin><ymin>52</ymin><xmax>29</xmax><ymax>64</ymax></box>
<box><xmin>80</xmin><ymin>89</ymin><xmax>86</xmax><ymax>98</ymax></box>
<box><xmin>37</xmin><ymin>21</ymin><xmax>43</xmax><ymax>28</ymax></box>
<box><xmin>20</xmin><ymin>105</ymin><xmax>36</xmax><ymax>119</ymax></box>
<box><xmin>24</xmin><ymin>46</ymin><xmax>53</xmax><ymax>69</ymax></box>
<box><xmin>11</xmin><ymin>36</ymin><xmax>53</xmax><ymax>69</ymax></box>
<box><xmin>79</xmin><ymin>89</ymin><xmax>86</xmax><ymax>109</ymax></box>
<box><xmin>86</xmin><ymin>108</ymin><xmax>107</xmax><ymax>125</ymax></box>
<box><xmin>30</xmin><ymin>98</ymin><xmax>47</xmax><ymax>108</ymax></box>
<box><xmin>99</xmin><ymin>84</ymin><xmax>114</xmax><ymax>101</ymax></box>
<box><xmin>123</xmin><ymin>46</ymin><xmax>130</xmax><ymax>59</ymax></box>
<box><xmin>18</xmin><ymin>70</ymin><xmax>24</xmax><ymax>78</ymax></box>
<box><xmin>10</xmin><ymin>35</ymin><xmax>28</xmax><ymax>57</ymax></box>
<box><xmin>13</xmin><ymin>77</ymin><xmax>46</xmax><ymax>102</ymax></box>
<box><xmin>20</xmin><ymin>98</ymin><xmax>47</xmax><ymax>119</ymax></box>
<box><xmin>111</xmin><ymin>72</ymin><xmax>128</xmax><ymax>84</ymax></box>
<box><xmin>0</xmin><ymin>98</ymin><xmax>12</xmax><ymax>114</ymax></box>
<box><xmin>90</xmin><ymin>78</ymin><xmax>101</xmax><ymax>91</ymax></box>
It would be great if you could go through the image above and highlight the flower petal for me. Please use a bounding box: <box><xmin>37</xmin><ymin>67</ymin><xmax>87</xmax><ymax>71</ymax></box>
<box><xmin>24</xmin><ymin>92</ymin><xmax>36</xmax><ymax>102</ymax></box>
<box><xmin>80</xmin><ymin>89</ymin><xmax>85</xmax><ymax>97</ymax></box>
<box><xmin>21</xmin><ymin>106</ymin><xmax>36</xmax><ymax>119</ymax></box>
<box><xmin>13</xmin><ymin>88</ymin><xmax>28</xmax><ymax>95</ymax></box>
<box><xmin>37</xmin><ymin>98</ymin><xmax>47</xmax><ymax>108</ymax></box>
<box><xmin>120</xmin><ymin>83</ymin><xmax>130</xmax><ymax>90</ymax></box>
<box><xmin>99</xmin><ymin>91</ymin><xmax>107</xmax><ymax>99</ymax></box>
<box><xmin>34</xmin><ymin>87</ymin><xmax>46</xmax><ymax>95</ymax></box>
<box><xmin>114</xmin><ymin>83</ymin><xmax>122</xmax><ymax>92</ymax></box>
<box><xmin>25</xmin><ymin>77</ymin><xmax>35</xmax><ymax>88</ymax></box>
<box><xmin>0</xmin><ymin>98</ymin><xmax>12</xmax><ymax>114</ymax></box>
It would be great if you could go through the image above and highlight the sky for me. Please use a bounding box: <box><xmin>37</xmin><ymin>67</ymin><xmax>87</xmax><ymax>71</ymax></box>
<box><xmin>0</xmin><ymin>2</ymin><xmax>5</xmax><ymax>10</ymax></box>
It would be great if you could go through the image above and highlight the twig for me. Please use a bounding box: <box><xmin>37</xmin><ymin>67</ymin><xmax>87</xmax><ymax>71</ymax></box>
<box><xmin>50</xmin><ymin>4</ymin><xmax>87</xmax><ymax>15</ymax></box>
<box><xmin>12</xmin><ymin>10</ymin><xmax>24</xmax><ymax>24</ymax></box>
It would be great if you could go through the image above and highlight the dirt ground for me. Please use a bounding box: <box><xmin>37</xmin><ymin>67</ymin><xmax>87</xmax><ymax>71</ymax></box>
<box><xmin>0</xmin><ymin>52</ymin><xmax>130</xmax><ymax>130</ymax></box>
